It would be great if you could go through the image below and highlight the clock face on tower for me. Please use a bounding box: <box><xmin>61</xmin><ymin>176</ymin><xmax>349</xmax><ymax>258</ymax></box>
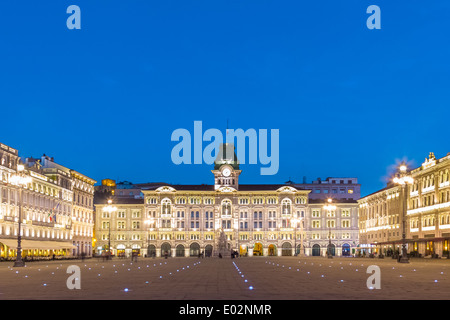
<box><xmin>222</xmin><ymin>168</ymin><xmax>231</xmax><ymax>177</ymax></box>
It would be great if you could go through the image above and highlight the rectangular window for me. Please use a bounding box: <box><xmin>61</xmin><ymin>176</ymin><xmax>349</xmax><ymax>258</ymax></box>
<box><xmin>132</xmin><ymin>210</ymin><xmax>141</xmax><ymax>218</ymax></box>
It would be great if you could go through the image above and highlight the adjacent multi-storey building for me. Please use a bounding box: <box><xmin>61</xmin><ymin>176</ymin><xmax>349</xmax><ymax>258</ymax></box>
<box><xmin>294</xmin><ymin>177</ymin><xmax>361</xmax><ymax>201</ymax></box>
<box><xmin>358</xmin><ymin>152</ymin><xmax>450</xmax><ymax>258</ymax></box>
<box><xmin>94</xmin><ymin>144</ymin><xmax>359</xmax><ymax>258</ymax></box>
<box><xmin>407</xmin><ymin>152</ymin><xmax>450</xmax><ymax>257</ymax></box>
<box><xmin>69</xmin><ymin>169</ymin><xmax>96</xmax><ymax>256</ymax></box>
<box><xmin>0</xmin><ymin>142</ymin><xmax>96</xmax><ymax>260</ymax></box>
<box><xmin>357</xmin><ymin>184</ymin><xmax>403</xmax><ymax>256</ymax></box>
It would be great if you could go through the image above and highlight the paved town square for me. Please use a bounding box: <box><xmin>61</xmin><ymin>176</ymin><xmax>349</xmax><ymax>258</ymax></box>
<box><xmin>0</xmin><ymin>256</ymin><xmax>449</xmax><ymax>300</ymax></box>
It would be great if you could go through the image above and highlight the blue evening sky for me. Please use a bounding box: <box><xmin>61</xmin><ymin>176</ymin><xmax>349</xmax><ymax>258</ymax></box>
<box><xmin>0</xmin><ymin>1</ymin><xmax>449</xmax><ymax>196</ymax></box>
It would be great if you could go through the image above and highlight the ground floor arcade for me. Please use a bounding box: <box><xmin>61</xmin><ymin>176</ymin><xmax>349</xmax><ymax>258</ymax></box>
<box><xmin>95</xmin><ymin>241</ymin><xmax>358</xmax><ymax>258</ymax></box>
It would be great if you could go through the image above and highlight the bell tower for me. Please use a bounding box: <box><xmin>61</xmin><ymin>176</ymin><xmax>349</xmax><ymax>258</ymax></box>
<box><xmin>212</xmin><ymin>143</ymin><xmax>241</xmax><ymax>190</ymax></box>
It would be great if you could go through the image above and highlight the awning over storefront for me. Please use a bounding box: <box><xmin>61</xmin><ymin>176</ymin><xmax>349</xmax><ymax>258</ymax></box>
<box><xmin>0</xmin><ymin>239</ymin><xmax>75</xmax><ymax>250</ymax></box>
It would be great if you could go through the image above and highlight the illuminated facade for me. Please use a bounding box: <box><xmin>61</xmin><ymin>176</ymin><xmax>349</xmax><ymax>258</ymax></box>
<box><xmin>0</xmin><ymin>142</ymin><xmax>96</xmax><ymax>259</ymax></box>
<box><xmin>94</xmin><ymin>144</ymin><xmax>359</xmax><ymax>258</ymax></box>
<box><xmin>357</xmin><ymin>185</ymin><xmax>404</xmax><ymax>255</ymax></box>
<box><xmin>358</xmin><ymin>152</ymin><xmax>450</xmax><ymax>258</ymax></box>
<box><xmin>70</xmin><ymin>170</ymin><xmax>96</xmax><ymax>256</ymax></box>
<box><xmin>407</xmin><ymin>152</ymin><xmax>450</xmax><ymax>257</ymax></box>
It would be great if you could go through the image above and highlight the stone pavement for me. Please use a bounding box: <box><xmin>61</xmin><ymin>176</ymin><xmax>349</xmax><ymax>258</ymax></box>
<box><xmin>0</xmin><ymin>256</ymin><xmax>449</xmax><ymax>300</ymax></box>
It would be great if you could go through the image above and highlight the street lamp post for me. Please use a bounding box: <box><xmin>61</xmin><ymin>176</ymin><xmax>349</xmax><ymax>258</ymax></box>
<box><xmin>10</xmin><ymin>164</ymin><xmax>32</xmax><ymax>267</ymax></box>
<box><xmin>292</xmin><ymin>216</ymin><xmax>304</xmax><ymax>256</ymax></box>
<box><xmin>237</xmin><ymin>212</ymin><xmax>240</xmax><ymax>257</ymax></box>
<box><xmin>327</xmin><ymin>227</ymin><xmax>333</xmax><ymax>259</ymax></box>
<box><xmin>324</xmin><ymin>198</ymin><xmax>336</xmax><ymax>259</ymax></box>
<box><xmin>292</xmin><ymin>217</ymin><xmax>298</xmax><ymax>256</ymax></box>
<box><xmin>103</xmin><ymin>199</ymin><xmax>117</xmax><ymax>260</ymax></box>
<box><xmin>300</xmin><ymin>216</ymin><xmax>304</xmax><ymax>256</ymax></box>
<box><xmin>145</xmin><ymin>219</ymin><xmax>154</xmax><ymax>257</ymax></box>
<box><xmin>393</xmin><ymin>164</ymin><xmax>414</xmax><ymax>264</ymax></box>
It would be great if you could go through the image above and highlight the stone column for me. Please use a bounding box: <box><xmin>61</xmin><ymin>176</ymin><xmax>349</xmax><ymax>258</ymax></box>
<box><xmin>436</xmin><ymin>241</ymin><xmax>443</xmax><ymax>257</ymax></box>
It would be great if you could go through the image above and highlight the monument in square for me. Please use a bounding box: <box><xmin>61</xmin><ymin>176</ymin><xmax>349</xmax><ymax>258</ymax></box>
<box><xmin>218</xmin><ymin>229</ymin><xmax>228</xmax><ymax>257</ymax></box>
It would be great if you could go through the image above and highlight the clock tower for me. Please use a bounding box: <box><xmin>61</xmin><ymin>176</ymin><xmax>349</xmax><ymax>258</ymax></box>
<box><xmin>212</xmin><ymin>143</ymin><xmax>241</xmax><ymax>190</ymax></box>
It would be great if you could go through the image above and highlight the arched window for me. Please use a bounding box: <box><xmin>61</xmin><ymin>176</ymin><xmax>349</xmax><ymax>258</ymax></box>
<box><xmin>161</xmin><ymin>198</ymin><xmax>172</xmax><ymax>215</ymax></box>
<box><xmin>221</xmin><ymin>199</ymin><xmax>232</xmax><ymax>216</ymax></box>
<box><xmin>281</xmin><ymin>199</ymin><xmax>291</xmax><ymax>215</ymax></box>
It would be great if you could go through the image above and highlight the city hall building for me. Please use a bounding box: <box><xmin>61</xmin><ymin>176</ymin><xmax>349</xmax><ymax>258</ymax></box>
<box><xmin>94</xmin><ymin>144</ymin><xmax>359</xmax><ymax>258</ymax></box>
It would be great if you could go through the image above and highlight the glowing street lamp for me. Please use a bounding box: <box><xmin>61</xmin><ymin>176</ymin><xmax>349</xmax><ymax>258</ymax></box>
<box><xmin>103</xmin><ymin>199</ymin><xmax>117</xmax><ymax>260</ymax></box>
<box><xmin>324</xmin><ymin>198</ymin><xmax>336</xmax><ymax>258</ymax></box>
<box><xmin>323</xmin><ymin>198</ymin><xmax>337</xmax><ymax>211</ymax></box>
<box><xmin>291</xmin><ymin>218</ymin><xmax>298</xmax><ymax>256</ymax></box>
<box><xmin>9</xmin><ymin>164</ymin><xmax>32</xmax><ymax>267</ymax></box>
<box><xmin>145</xmin><ymin>219</ymin><xmax>155</xmax><ymax>257</ymax></box>
<box><xmin>393</xmin><ymin>163</ymin><xmax>414</xmax><ymax>263</ymax></box>
<box><xmin>291</xmin><ymin>217</ymin><xmax>304</xmax><ymax>256</ymax></box>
